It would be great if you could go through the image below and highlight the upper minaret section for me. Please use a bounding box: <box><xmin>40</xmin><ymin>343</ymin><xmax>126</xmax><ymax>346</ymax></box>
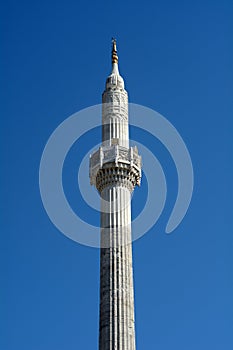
<box><xmin>102</xmin><ymin>39</ymin><xmax>128</xmax><ymax>148</ymax></box>
<box><xmin>105</xmin><ymin>38</ymin><xmax>125</xmax><ymax>90</ymax></box>
<box><xmin>90</xmin><ymin>39</ymin><xmax>142</xmax><ymax>189</ymax></box>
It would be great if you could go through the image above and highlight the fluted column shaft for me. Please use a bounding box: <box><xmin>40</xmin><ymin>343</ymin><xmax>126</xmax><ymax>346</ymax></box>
<box><xmin>99</xmin><ymin>186</ymin><xmax>136</xmax><ymax>350</ymax></box>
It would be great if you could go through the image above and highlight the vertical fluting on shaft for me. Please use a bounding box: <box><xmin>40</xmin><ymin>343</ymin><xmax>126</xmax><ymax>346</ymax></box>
<box><xmin>90</xmin><ymin>39</ymin><xmax>141</xmax><ymax>350</ymax></box>
<box><xmin>99</xmin><ymin>187</ymin><xmax>135</xmax><ymax>350</ymax></box>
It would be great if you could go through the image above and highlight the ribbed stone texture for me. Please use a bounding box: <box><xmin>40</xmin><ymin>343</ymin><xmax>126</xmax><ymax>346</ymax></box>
<box><xmin>99</xmin><ymin>186</ymin><xmax>136</xmax><ymax>350</ymax></box>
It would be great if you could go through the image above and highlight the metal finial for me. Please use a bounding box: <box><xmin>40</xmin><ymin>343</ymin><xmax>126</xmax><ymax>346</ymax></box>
<box><xmin>111</xmin><ymin>38</ymin><xmax>118</xmax><ymax>64</ymax></box>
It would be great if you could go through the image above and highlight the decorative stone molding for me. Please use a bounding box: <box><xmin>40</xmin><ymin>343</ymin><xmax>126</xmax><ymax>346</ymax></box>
<box><xmin>90</xmin><ymin>145</ymin><xmax>142</xmax><ymax>192</ymax></box>
<box><xmin>95</xmin><ymin>164</ymin><xmax>140</xmax><ymax>193</ymax></box>
<box><xmin>102</xmin><ymin>92</ymin><xmax>128</xmax><ymax>121</ymax></box>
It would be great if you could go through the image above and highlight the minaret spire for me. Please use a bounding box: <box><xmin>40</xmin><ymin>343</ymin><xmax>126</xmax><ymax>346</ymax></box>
<box><xmin>106</xmin><ymin>38</ymin><xmax>124</xmax><ymax>89</ymax></box>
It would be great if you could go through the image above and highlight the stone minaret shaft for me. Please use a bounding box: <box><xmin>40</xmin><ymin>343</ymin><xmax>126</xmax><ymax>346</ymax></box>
<box><xmin>90</xmin><ymin>40</ymin><xmax>142</xmax><ymax>350</ymax></box>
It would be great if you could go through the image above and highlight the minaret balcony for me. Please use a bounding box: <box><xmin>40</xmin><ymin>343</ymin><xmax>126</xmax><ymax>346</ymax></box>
<box><xmin>89</xmin><ymin>145</ymin><xmax>142</xmax><ymax>189</ymax></box>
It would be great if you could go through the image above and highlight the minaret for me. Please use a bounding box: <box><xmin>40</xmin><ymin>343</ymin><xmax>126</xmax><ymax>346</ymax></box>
<box><xmin>90</xmin><ymin>39</ymin><xmax>142</xmax><ymax>350</ymax></box>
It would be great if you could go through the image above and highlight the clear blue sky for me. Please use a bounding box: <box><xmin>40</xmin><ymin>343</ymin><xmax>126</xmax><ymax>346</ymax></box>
<box><xmin>1</xmin><ymin>0</ymin><xmax>233</xmax><ymax>349</ymax></box>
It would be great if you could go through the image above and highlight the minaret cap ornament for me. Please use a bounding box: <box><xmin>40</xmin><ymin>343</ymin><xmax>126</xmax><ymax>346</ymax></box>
<box><xmin>112</xmin><ymin>37</ymin><xmax>118</xmax><ymax>64</ymax></box>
